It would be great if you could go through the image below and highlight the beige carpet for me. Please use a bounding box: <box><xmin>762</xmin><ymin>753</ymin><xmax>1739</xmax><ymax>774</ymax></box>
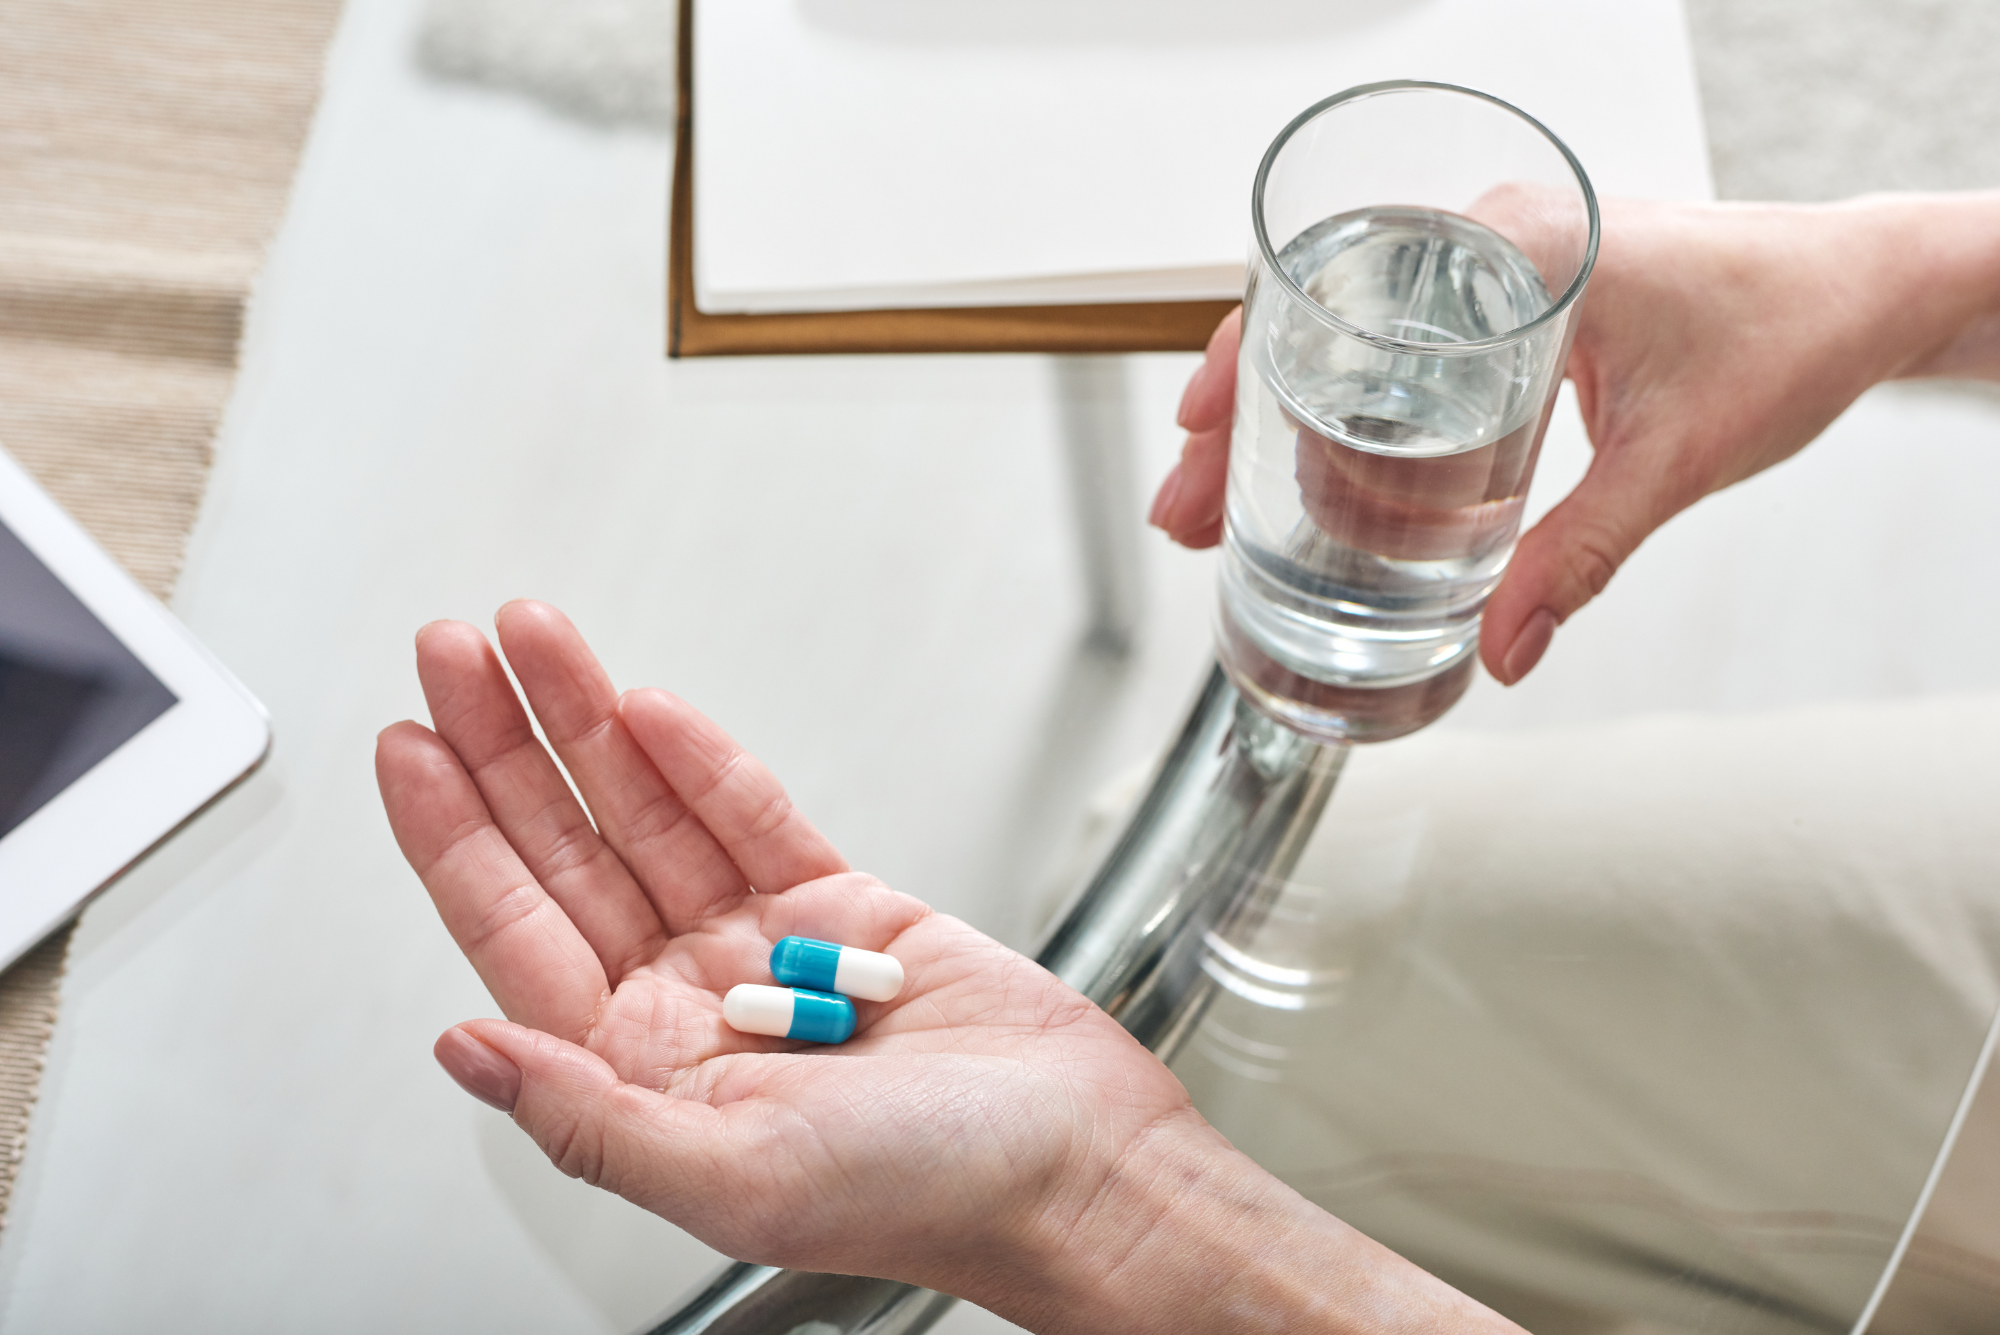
<box><xmin>1685</xmin><ymin>0</ymin><xmax>2000</xmax><ymax>201</ymax></box>
<box><xmin>418</xmin><ymin>0</ymin><xmax>674</xmax><ymax>128</ymax></box>
<box><xmin>0</xmin><ymin>0</ymin><xmax>344</xmax><ymax>1235</ymax></box>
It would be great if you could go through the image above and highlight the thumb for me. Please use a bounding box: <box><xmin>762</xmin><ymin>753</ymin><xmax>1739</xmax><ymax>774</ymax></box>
<box><xmin>435</xmin><ymin>1021</ymin><xmax>733</xmax><ymax>1226</ymax></box>
<box><xmin>1479</xmin><ymin>454</ymin><xmax>1674</xmax><ymax>686</ymax></box>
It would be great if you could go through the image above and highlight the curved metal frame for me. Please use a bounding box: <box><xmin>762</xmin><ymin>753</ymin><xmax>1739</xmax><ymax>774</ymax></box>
<box><xmin>646</xmin><ymin>666</ymin><xmax>1346</xmax><ymax>1334</ymax></box>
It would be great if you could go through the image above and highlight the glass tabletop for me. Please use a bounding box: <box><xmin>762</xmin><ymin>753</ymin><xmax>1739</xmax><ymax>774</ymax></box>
<box><xmin>1174</xmin><ymin>690</ymin><xmax>2000</xmax><ymax>1334</ymax></box>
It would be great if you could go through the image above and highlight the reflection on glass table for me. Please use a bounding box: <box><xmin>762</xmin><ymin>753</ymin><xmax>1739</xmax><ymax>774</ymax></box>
<box><xmin>1175</xmin><ymin>690</ymin><xmax>2000</xmax><ymax>1335</ymax></box>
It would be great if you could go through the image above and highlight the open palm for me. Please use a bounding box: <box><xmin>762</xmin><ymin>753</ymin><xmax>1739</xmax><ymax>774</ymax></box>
<box><xmin>373</xmin><ymin>601</ymin><xmax>1192</xmax><ymax>1287</ymax></box>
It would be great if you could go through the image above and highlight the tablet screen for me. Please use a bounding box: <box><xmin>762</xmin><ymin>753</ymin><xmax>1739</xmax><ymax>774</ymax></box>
<box><xmin>0</xmin><ymin>519</ymin><xmax>177</xmax><ymax>838</ymax></box>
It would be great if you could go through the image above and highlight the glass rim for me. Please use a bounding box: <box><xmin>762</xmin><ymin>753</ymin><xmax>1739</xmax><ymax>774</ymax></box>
<box><xmin>1252</xmin><ymin>80</ymin><xmax>1601</xmax><ymax>356</ymax></box>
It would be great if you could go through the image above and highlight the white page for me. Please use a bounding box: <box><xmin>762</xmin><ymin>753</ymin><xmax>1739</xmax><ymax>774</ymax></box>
<box><xmin>695</xmin><ymin>0</ymin><xmax>1713</xmax><ymax>313</ymax></box>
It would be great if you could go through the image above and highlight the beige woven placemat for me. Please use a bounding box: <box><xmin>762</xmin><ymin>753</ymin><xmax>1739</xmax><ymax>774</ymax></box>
<box><xmin>0</xmin><ymin>0</ymin><xmax>343</xmax><ymax>1236</ymax></box>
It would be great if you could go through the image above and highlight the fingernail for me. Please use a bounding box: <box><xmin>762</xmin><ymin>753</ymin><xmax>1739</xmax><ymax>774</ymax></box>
<box><xmin>1176</xmin><ymin>363</ymin><xmax>1212</xmax><ymax>429</ymax></box>
<box><xmin>436</xmin><ymin>1028</ymin><xmax>522</xmax><ymax>1113</ymax></box>
<box><xmin>1149</xmin><ymin>465</ymin><xmax>1185</xmax><ymax>528</ymax></box>
<box><xmin>1500</xmin><ymin>607</ymin><xmax>1558</xmax><ymax>686</ymax></box>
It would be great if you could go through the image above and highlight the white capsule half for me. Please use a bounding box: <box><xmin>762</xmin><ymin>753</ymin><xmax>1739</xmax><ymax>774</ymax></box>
<box><xmin>832</xmin><ymin>948</ymin><xmax>905</xmax><ymax>1003</ymax></box>
<box><xmin>723</xmin><ymin>983</ymin><xmax>794</xmax><ymax>1038</ymax></box>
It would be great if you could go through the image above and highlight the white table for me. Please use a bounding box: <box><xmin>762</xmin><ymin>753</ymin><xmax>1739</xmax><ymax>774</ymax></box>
<box><xmin>3</xmin><ymin>0</ymin><xmax>1998</xmax><ymax>1331</ymax></box>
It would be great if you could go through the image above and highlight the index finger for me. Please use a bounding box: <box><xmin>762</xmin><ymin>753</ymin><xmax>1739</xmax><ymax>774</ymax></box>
<box><xmin>1155</xmin><ymin>308</ymin><xmax>1240</xmax><ymax>547</ymax></box>
<box><xmin>1178</xmin><ymin>306</ymin><xmax>1241</xmax><ymax>433</ymax></box>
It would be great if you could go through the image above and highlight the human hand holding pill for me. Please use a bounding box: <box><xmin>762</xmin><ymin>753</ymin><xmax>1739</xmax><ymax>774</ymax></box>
<box><xmin>376</xmin><ymin>601</ymin><xmax>1526</xmax><ymax>1335</ymax></box>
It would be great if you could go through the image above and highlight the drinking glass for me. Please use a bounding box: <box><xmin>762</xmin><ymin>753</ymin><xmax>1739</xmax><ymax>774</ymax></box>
<box><xmin>1217</xmin><ymin>81</ymin><xmax>1598</xmax><ymax>743</ymax></box>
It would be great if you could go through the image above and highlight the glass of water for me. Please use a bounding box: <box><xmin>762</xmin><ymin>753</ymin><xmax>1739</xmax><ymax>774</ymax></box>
<box><xmin>1217</xmin><ymin>81</ymin><xmax>1598</xmax><ymax>743</ymax></box>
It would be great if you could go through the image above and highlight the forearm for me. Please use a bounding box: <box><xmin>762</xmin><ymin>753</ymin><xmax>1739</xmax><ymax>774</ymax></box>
<box><xmin>1847</xmin><ymin>191</ymin><xmax>2000</xmax><ymax>382</ymax></box>
<box><xmin>962</xmin><ymin>1112</ymin><xmax>1524</xmax><ymax>1335</ymax></box>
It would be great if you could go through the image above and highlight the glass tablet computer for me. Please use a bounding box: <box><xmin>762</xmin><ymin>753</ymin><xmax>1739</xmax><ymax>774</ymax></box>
<box><xmin>0</xmin><ymin>447</ymin><xmax>269</xmax><ymax>970</ymax></box>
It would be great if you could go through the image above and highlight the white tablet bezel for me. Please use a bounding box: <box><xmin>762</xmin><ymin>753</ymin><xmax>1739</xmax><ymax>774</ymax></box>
<box><xmin>0</xmin><ymin>448</ymin><xmax>270</xmax><ymax>970</ymax></box>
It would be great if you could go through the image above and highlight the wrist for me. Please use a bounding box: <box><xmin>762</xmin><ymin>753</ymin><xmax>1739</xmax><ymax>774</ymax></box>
<box><xmin>962</xmin><ymin>1110</ymin><xmax>1522</xmax><ymax>1335</ymax></box>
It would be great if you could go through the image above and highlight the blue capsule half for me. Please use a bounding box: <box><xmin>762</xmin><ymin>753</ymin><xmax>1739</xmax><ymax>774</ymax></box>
<box><xmin>784</xmin><ymin>987</ymin><xmax>857</xmax><ymax>1044</ymax></box>
<box><xmin>770</xmin><ymin>936</ymin><xmax>844</xmax><ymax>993</ymax></box>
<box><xmin>722</xmin><ymin>983</ymin><xmax>856</xmax><ymax>1044</ymax></box>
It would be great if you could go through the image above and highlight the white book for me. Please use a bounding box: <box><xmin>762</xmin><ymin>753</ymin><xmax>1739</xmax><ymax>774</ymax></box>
<box><xmin>693</xmin><ymin>0</ymin><xmax>1713</xmax><ymax>315</ymax></box>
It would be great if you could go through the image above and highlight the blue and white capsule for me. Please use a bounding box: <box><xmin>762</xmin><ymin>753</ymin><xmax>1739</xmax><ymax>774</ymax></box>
<box><xmin>769</xmin><ymin>936</ymin><xmax>905</xmax><ymax>1003</ymax></box>
<box><xmin>723</xmin><ymin>984</ymin><xmax>856</xmax><ymax>1044</ymax></box>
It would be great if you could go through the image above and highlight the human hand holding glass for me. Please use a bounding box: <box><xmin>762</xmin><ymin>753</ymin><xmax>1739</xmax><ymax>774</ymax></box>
<box><xmin>374</xmin><ymin>601</ymin><xmax>1525</xmax><ymax>1335</ymax></box>
<box><xmin>1157</xmin><ymin>192</ymin><xmax>2000</xmax><ymax>691</ymax></box>
<box><xmin>1209</xmin><ymin>83</ymin><xmax>1598</xmax><ymax>743</ymax></box>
